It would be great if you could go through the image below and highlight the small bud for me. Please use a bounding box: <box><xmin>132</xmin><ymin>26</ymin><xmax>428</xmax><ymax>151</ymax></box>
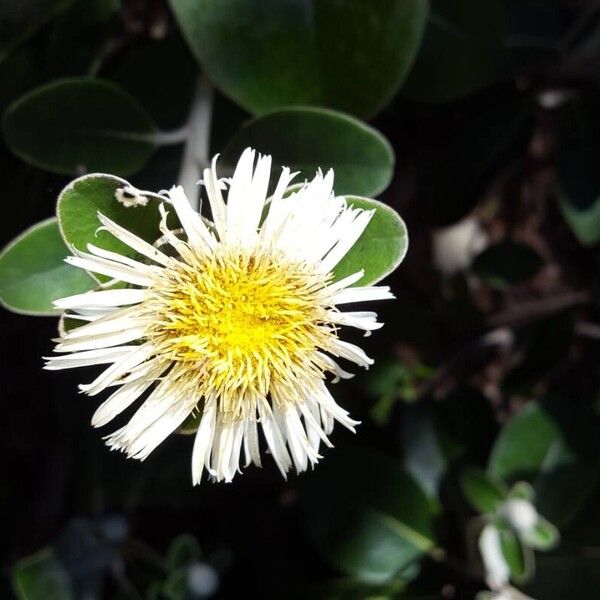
<box><xmin>479</xmin><ymin>524</ymin><xmax>510</xmax><ymax>591</ymax></box>
<box><xmin>187</xmin><ymin>562</ymin><xmax>219</xmax><ymax>598</ymax></box>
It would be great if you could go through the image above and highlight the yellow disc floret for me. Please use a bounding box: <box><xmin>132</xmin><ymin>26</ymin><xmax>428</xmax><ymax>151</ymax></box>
<box><xmin>145</xmin><ymin>247</ymin><xmax>335</xmax><ymax>419</ymax></box>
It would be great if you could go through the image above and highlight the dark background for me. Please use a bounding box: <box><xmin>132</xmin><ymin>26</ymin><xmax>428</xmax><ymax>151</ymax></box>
<box><xmin>3</xmin><ymin>1</ymin><xmax>600</xmax><ymax>598</ymax></box>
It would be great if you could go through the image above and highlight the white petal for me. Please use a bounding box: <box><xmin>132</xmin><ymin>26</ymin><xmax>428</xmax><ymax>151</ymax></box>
<box><xmin>168</xmin><ymin>185</ymin><xmax>217</xmax><ymax>250</ymax></box>
<box><xmin>65</xmin><ymin>255</ymin><xmax>154</xmax><ymax>287</ymax></box>
<box><xmin>203</xmin><ymin>154</ymin><xmax>227</xmax><ymax>239</ymax></box>
<box><xmin>258</xmin><ymin>400</ymin><xmax>292</xmax><ymax>477</ymax></box>
<box><xmin>85</xmin><ymin>244</ymin><xmax>160</xmax><ymax>274</ymax></box>
<box><xmin>44</xmin><ymin>346</ymin><xmax>138</xmax><ymax>370</ymax></box>
<box><xmin>79</xmin><ymin>344</ymin><xmax>154</xmax><ymax>396</ymax></box>
<box><xmin>60</xmin><ymin>306</ymin><xmax>144</xmax><ymax>340</ymax></box>
<box><xmin>92</xmin><ymin>360</ymin><xmax>165</xmax><ymax>427</ymax></box>
<box><xmin>96</xmin><ymin>212</ymin><xmax>171</xmax><ymax>266</ymax></box>
<box><xmin>192</xmin><ymin>400</ymin><xmax>217</xmax><ymax>485</ymax></box>
<box><xmin>328</xmin><ymin>338</ymin><xmax>374</xmax><ymax>368</ymax></box>
<box><xmin>331</xmin><ymin>285</ymin><xmax>394</xmax><ymax>305</ymax></box>
<box><xmin>54</xmin><ymin>288</ymin><xmax>147</xmax><ymax>310</ymax></box>
<box><xmin>319</xmin><ymin>209</ymin><xmax>374</xmax><ymax>273</ymax></box>
<box><xmin>55</xmin><ymin>325</ymin><xmax>146</xmax><ymax>352</ymax></box>
<box><xmin>225</xmin><ymin>147</ymin><xmax>256</xmax><ymax>245</ymax></box>
<box><xmin>328</xmin><ymin>310</ymin><xmax>383</xmax><ymax>334</ymax></box>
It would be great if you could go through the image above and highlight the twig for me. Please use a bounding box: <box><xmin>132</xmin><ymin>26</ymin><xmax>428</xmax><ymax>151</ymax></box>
<box><xmin>177</xmin><ymin>73</ymin><xmax>214</xmax><ymax>208</ymax></box>
<box><xmin>487</xmin><ymin>290</ymin><xmax>591</xmax><ymax>329</ymax></box>
<box><xmin>576</xmin><ymin>320</ymin><xmax>600</xmax><ymax>339</ymax></box>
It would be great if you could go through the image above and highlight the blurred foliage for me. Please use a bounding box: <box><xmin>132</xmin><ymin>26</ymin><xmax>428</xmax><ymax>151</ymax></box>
<box><xmin>2</xmin><ymin>1</ymin><xmax>600</xmax><ymax>599</ymax></box>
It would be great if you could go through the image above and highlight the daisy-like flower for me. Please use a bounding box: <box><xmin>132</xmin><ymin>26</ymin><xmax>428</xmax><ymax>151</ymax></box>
<box><xmin>46</xmin><ymin>148</ymin><xmax>395</xmax><ymax>483</ymax></box>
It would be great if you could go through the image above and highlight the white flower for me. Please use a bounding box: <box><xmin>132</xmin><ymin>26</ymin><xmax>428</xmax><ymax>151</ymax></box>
<box><xmin>46</xmin><ymin>148</ymin><xmax>395</xmax><ymax>484</ymax></box>
<box><xmin>479</xmin><ymin>524</ymin><xmax>511</xmax><ymax>591</ymax></box>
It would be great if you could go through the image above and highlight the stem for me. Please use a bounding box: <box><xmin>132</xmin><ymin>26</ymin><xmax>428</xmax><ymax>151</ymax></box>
<box><xmin>177</xmin><ymin>73</ymin><xmax>214</xmax><ymax>209</ymax></box>
<box><xmin>151</xmin><ymin>124</ymin><xmax>191</xmax><ymax>146</ymax></box>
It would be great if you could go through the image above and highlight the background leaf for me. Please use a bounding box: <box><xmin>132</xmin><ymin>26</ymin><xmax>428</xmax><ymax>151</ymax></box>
<box><xmin>556</xmin><ymin>92</ymin><xmax>600</xmax><ymax>246</ymax></box>
<box><xmin>0</xmin><ymin>218</ymin><xmax>94</xmax><ymax>315</ymax></box>
<box><xmin>403</xmin><ymin>0</ymin><xmax>506</xmax><ymax>103</ymax></box>
<box><xmin>11</xmin><ymin>548</ymin><xmax>73</xmax><ymax>600</ymax></box>
<box><xmin>472</xmin><ymin>241</ymin><xmax>543</xmax><ymax>289</ymax></box>
<box><xmin>169</xmin><ymin>0</ymin><xmax>429</xmax><ymax>118</ymax></box>
<box><xmin>488</xmin><ymin>399</ymin><xmax>600</xmax><ymax>526</ymax></box>
<box><xmin>302</xmin><ymin>447</ymin><xmax>439</xmax><ymax>584</ymax></box>
<box><xmin>3</xmin><ymin>78</ymin><xmax>157</xmax><ymax>176</ymax></box>
<box><xmin>222</xmin><ymin>107</ymin><xmax>394</xmax><ymax>197</ymax></box>
<box><xmin>461</xmin><ymin>469</ymin><xmax>508</xmax><ymax>514</ymax></box>
<box><xmin>0</xmin><ymin>0</ymin><xmax>74</xmax><ymax>63</ymax></box>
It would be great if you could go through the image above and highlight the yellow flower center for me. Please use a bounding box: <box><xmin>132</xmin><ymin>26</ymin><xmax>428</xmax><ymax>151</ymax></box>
<box><xmin>146</xmin><ymin>248</ymin><xmax>335</xmax><ymax>418</ymax></box>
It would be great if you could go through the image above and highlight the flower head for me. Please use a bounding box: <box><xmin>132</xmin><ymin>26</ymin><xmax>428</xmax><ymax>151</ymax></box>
<box><xmin>46</xmin><ymin>148</ymin><xmax>395</xmax><ymax>483</ymax></box>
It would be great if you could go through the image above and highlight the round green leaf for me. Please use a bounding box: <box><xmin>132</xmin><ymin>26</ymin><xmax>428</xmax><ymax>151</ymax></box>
<box><xmin>473</xmin><ymin>241</ymin><xmax>543</xmax><ymax>289</ymax></box>
<box><xmin>0</xmin><ymin>218</ymin><xmax>94</xmax><ymax>315</ymax></box>
<box><xmin>333</xmin><ymin>196</ymin><xmax>408</xmax><ymax>286</ymax></box>
<box><xmin>522</xmin><ymin>517</ymin><xmax>560</xmax><ymax>551</ymax></box>
<box><xmin>222</xmin><ymin>107</ymin><xmax>394</xmax><ymax>197</ymax></box>
<box><xmin>461</xmin><ymin>469</ymin><xmax>508</xmax><ymax>514</ymax></box>
<box><xmin>56</xmin><ymin>173</ymin><xmax>171</xmax><ymax>267</ymax></box>
<box><xmin>169</xmin><ymin>0</ymin><xmax>429</xmax><ymax>118</ymax></box>
<box><xmin>403</xmin><ymin>0</ymin><xmax>505</xmax><ymax>103</ymax></box>
<box><xmin>3</xmin><ymin>78</ymin><xmax>157</xmax><ymax>176</ymax></box>
<box><xmin>302</xmin><ymin>447</ymin><xmax>439</xmax><ymax>584</ymax></box>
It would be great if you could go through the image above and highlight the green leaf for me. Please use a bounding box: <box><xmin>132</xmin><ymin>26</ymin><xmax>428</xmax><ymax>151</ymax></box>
<box><xmin>3</xmin><ymin>78</ymin><xmax>157</xmax><ymax>176</ymax></box>
<box><xmin>498</xmin><ymin>526</ymin><xmax>533</xmax><ymax>582</ymax></box>
<box><xmin>222</xmin><ymin>107</ymin><xmax>394</xmax><ymax>197</ymax></box>
<box><xmin>558</xmin><ymin>189</ymin><xmax>600</xmax><ymax>247</ymax></box>
<box><xmin>309</xmin><ymin>577</ymin><xmax>409</xmax><ymax>600</ymax></box>
<box><xmin>522</xmin><ymin>517</ymin><xmax>560</xmax><ymax>551</ymax></box>
<box><xmin>169</xmin><ymin>0</ymin><xmax>429</xmax><ymax>118</ymax></box>
<box><xmin>0</xmin><ymin>0</ymin><xmax>75</xmax><ymax>63</ymax></box>
<box><xmin>167</xmin><ymin>534</ymin><xmax>201</xmax><ymax>570</ymax></box>
<box><xmin>56</xmin><ymin>173</ymin><xmax>171</xmax><ymax>269</ymax></box>
<box><xmin>472</xmin><ymin>241</ymin><xmax>543</xmax><ymax>289</ymax></box>
<box><xmin>488</xmin><ymin>402</ymin><xmax>562</xmax><ymax>483</ymax></box>
<box><xmin>11</xmin><ymin>548</ymin><xmax>73</xmax><ymax>600</ymax></box>
<box><xmin>404</xmin><ymin>0</ymin><xmax>506</xmax><ymax>103</ymax></box>
<box><xmin>461</xmin><ymin>469</ymin><xmax>508</xmax><ymax>514</ymax></box>
<box><xmin>399</xmin><ymin>402</ymin><xmax>448</xmax><ymax>499</ymax></box>
<box><xmin>162</xmin><ymin>568</ymin><xmax>187</xmax><ymax>600</ymax></box>
<box><xmin>488</xmin><ymin>399</ymin><xmax>600</xmax><ymax>526</ymax></box>
<box><xmin>0</xmin><ymin>218</ymin><xmax>94</xmax><ymax>315</ymax></box>
<box><xmin>556</xmin><ymin>93</ymin><xmax>600</xmax><ymax>246</ymax></box>
<box><xmin>302</xmin><ymin>447</ymin><xmax>439</xmax><ymax>584</ymax></box>
<box><xmin>332</xmin><ymin>196</ymin><xmax>408</xmax><ymax>286</ymax></box>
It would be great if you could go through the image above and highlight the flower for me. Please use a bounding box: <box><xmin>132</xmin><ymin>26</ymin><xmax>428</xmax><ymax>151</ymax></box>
<box><xmin>46</xmin><ymin>148</ymin><xmax>395</xmax><ymax>483</ymax></box>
